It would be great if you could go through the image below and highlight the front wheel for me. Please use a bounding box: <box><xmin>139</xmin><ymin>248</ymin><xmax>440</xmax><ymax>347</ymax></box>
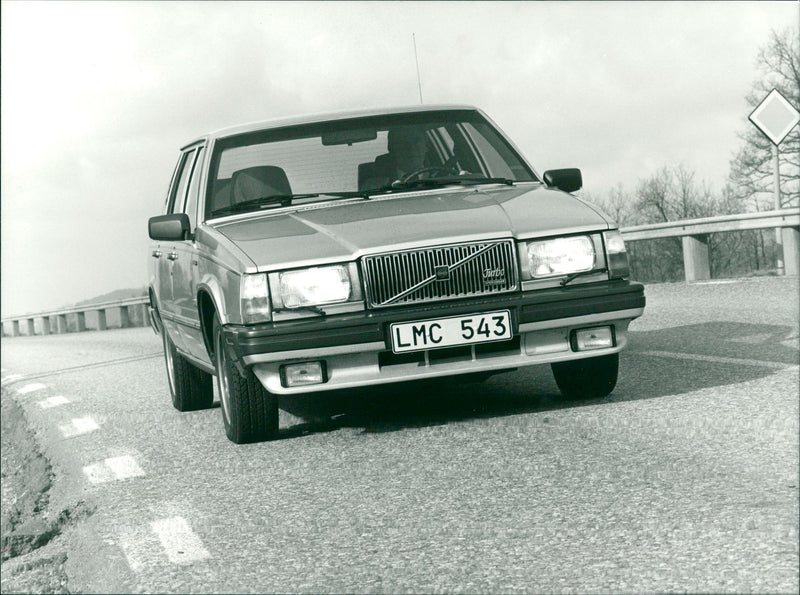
<box><xmin>162</xmin><ymin>325</ymin><xmax>213</xmax><ymax>411</ymax></box>
<box><xmin>213</xmin><ymin>315</ymin><xmax>278</xmax><ymax>443</ymax></box>
<box><xmin>551</xmin><ymin>353</ymin><xmax>619</xmax><ymax>399</ymax></box>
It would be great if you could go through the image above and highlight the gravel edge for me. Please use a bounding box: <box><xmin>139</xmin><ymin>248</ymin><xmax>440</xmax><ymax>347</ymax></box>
<box><xmin>1</xmin><ymin>387</ymin><xmax>71</xmax><ymax>594</ymax></box>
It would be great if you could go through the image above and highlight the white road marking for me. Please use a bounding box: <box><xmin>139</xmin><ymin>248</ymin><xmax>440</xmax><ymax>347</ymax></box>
<box><xmin>38</xmin><ymin>395</ymin><xmax>71</xmax><ymax>409</ymax></box>
<box><xmin>150</xmin><ymin>516</ymin><xmax>210</xmax><ymax>565</ymax></box>
<box><xmin>59</xmin><ymin>416</ymin><xmax>100</xmax><ymax>438</ymax></box>
<box><xmin>639</xmin><ymin>350</ymin><xmax>797</xmax><ymax>369</ymax></box>
<box><xmin>16</xmin><ymin>382</ymin><xmax>47</xmax><ymax>395</ymax></box>
<box><xmin>693</xmin><ymin>279</ymin><xmax>740</xmax><ymax>285</ymax></box>
<box><xmin>83</xmin><ymin>455</ymin><xmax>145</xmax><ymax>484</ymax></box>
<box><xmin>727</xmin><ymin>333</ymin><xmax>778</xmax><ymax>344</ymax></box>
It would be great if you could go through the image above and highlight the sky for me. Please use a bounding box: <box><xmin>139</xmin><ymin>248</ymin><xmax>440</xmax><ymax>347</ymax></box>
<box><xmin>1</xmin><ymin>1</ymin><xmax>796</xmax><ymax>317</ymax></box>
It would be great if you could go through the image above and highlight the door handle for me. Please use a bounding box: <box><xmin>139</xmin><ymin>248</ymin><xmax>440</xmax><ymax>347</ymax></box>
<box><xmin>151</xmin><ymin>250</ymin><xmax>162</xmax><ymax>258</ymax></box>
<box><xmin>167</xmin><ymin>252</ymin><xmax>178</xmax><ymax>261</ymax></box>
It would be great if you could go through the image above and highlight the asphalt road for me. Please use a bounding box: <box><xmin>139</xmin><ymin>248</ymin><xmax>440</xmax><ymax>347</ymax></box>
<box><xmin>2</xmin><ymin>277</ymin><xmax>798</xmax><ymax>593</ymax></box>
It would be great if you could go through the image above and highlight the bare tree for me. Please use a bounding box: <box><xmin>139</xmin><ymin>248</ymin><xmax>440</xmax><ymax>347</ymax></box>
<box><xmin>729</xmin><ymin>28</ymin><xmax>800</xmax><ymax>209</ymax></box>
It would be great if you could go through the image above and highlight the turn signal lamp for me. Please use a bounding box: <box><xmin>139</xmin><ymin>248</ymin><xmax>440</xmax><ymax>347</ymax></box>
<box><xmin>603</xmin><ymin>230</ymin><xmax>630</xmax><ymax>279</ymax></box>
<box><xmin>241</xmin><ymin>274</ymin><xmax>271</xmax><ymax>323</ymax></box>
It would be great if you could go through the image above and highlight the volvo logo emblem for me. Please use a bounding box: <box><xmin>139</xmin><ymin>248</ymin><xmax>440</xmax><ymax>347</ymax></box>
<box><xmin>435</xmin><ymin>265</ymin><xmax>450</xmax><ymax>281</ymax></box>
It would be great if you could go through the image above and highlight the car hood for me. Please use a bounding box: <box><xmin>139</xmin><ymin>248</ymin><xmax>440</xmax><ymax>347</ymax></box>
<box><xmin>212</xmin><ymin>185</ymin><xmax>611</xmax><ymax>271</ymax></box>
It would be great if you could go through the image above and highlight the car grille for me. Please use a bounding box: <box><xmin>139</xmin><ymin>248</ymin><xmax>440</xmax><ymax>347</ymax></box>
<box><xmin>362</xmin><ymin>239</ymin><xmax>519</xmax><ymax>308</ymax></box>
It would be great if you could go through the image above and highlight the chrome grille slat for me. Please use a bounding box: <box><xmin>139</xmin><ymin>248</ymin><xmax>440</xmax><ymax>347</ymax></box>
<box><xmin>362</xmin><ymin>240</ymin><xmax>518</xmax><ymax>308</ymax></box>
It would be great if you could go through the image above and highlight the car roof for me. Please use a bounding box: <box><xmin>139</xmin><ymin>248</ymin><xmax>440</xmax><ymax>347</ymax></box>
<box><xmin>181</xmin><ymin>104</ymin><xmax>479</xmax><ymax>149</ymax></box>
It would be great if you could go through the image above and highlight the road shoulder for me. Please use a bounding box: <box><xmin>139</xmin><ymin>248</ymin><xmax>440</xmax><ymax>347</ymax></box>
<box><xmin>1</xmin><ymin>386</ymin><xmax>70</xmax><ymax>594</ymax></box>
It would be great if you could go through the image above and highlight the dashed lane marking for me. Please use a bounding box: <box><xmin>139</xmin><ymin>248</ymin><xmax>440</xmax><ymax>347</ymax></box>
<box><xmin>59</xmin><ymin>416</ymin><xmax>100</xmax><ymax>438</ymax></box>
<box><xmin>638</xmin><ymin>350</ymin><xmax>798</xmax><ymax>370</ymax></box>
<box><xmin>38</xmin><ymin>395</ymin><xmax>71</xmax><ymax>409</ymax></box>
<box><xmin>83</xmin><ymin>455</ymin><xmax>145</xmax><ymax>484</ymax></box>
<box><xmin>150</xmin><ymin>516</ymin><xmax>211</xmax><ymax>565</ymax></box>
<box><xmin>16</xmin><ymin>382</ymin><xmax>48</xmax><ymax>395</ymax></box>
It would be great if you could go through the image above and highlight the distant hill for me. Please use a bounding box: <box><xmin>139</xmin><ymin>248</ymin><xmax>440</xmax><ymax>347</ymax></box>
<box><xmin>73</xmin><ymin>287</ymin><xmax>147</xmax><ymax>307</ymax></box>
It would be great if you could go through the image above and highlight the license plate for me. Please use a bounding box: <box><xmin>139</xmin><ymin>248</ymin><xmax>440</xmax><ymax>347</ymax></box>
<box><xmin>390</xmin><ymin>310</ymin><xmax>512</xmax><ymax>354</ymax></box>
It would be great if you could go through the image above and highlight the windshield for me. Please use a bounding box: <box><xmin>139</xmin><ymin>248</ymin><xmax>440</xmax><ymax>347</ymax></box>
<box><xmin>205</xmin><ymin>109</ymin><xmax>537</xmax><ymax>219</ymax></box>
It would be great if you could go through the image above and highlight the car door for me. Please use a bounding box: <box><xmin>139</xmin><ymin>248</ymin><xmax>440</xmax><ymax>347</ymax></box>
<box><xmin>171</xmin><ymin>146</ymin><xmax>211</xmax><ymax>365</ymax></box>
<box><xmin>156</xmin><ymin>148</ymin><xmax>197</xmax><ymax>352</ymax></box>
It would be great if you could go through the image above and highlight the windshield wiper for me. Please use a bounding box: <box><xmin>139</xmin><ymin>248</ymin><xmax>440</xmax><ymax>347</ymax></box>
<box><xmin>213</xmin><ymin>194</ymin><xmax>309</xmax><ymax>217</ymax></box>
<box><xmin>213</xmin><ymin>191</ymin><xmax>370</xmax><ymax>217</ymax></box>
<box><xmin>387</xmin><ymin>176</ymin><xmax>516</xmax><ymax>190</ymax></box>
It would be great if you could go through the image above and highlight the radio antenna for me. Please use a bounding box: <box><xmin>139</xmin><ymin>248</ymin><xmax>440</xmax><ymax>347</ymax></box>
<box><xmin>413</xmin><ymin>33</ymin><xmax>423</xmax><ymax>104</ymax></box>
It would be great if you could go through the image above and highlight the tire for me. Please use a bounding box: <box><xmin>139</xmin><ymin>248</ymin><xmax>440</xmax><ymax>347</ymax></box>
<box><xmin>213</xmin><ymin>315</ymin><xmax>279</xmax><ymax>444</ymax></box>
<box><xmin>551</xmin><ymin>353</ymin><xmax>619</xmax><ymax>399</ymax></box>
<box><xmin>162</xmin><ymin>325</ymin><xmax>213</xmax><ymax>411</ymax></box>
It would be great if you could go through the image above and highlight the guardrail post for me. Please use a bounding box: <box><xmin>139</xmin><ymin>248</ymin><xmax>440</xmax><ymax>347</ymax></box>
<box><xmin>76</xmin><ymin>312</ymin><xmax>87</xmax><ymax>332</ymax></box>
<box><xmin>41</xmin><ymin>317</ymin><xmax>51</xmax><ymax>335</ymax></box>
<box><xmin>25</xmin><ymin>319</ymin><xmax>35</xmax><ymax>336</ymax></box>
<box><xmin>12</xmin><ymin>321</ymin><xmax>20</xmax><ymax>337</ymax></box>
<box><xmin>782</xmin><ymin>226</ymin><xmax>799</xmax><ymax>276</ymax></box>
<box><xmin>55</xmin><ymin>314</ymin><xmax>67</xmax><ymax>334</ymax></box>
<box><xmin>120</xmin><ymin>306</ymin><xmax>131</xmax><ymax>328</ymax></box>
<box><xmin>97</xmin><ymin>309</ymin><xmax>107</xmax><ymax>331</ymax></box>
<box><xmin>139</xmin><ymin>304</ymin><xmax>148</xmax><ymax>327</ymax></box>
<box><xmin>682</xmin><ymin>235</ymin><xmax>710</xmax><ymax>281</ymax></box>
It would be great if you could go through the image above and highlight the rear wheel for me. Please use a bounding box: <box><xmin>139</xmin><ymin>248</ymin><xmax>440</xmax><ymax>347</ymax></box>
<box><xmin>551</xmin><ymin>353</ymin><xmax>619</xmax><ymax>399</ymax></box>
<box><xmin>162</xmin><ymin>325</ymin><xmax>213</xmax><ymax>411</ymax></box>
<box><xmin>213</xmin><ymin>315</ymin><xmax>278</xmax><ymax>443</ymax></box>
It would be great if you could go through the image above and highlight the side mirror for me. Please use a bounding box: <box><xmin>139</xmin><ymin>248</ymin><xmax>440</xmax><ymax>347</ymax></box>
<box><xmin>543</xmin><ymin>168</ymin><xmax>582</xmax><ymax>193</ymax></box>
<box><xmin>149</xmin><ymin>213</ymin><xmax>190</xmax><ymax>241</ymax></box>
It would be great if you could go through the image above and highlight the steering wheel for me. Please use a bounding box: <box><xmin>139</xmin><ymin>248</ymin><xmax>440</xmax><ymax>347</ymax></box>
<box><xmin>397</xmin><ymin>158</ymin><xmax>460</xmax><ymax>185</ymax></box>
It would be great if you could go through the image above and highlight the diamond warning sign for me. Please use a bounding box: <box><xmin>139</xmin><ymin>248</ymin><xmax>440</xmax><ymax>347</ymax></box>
<box><xmin>749</xmin><ymin>88</ymin><xmax>800</xmax><ymax>146</ymax></box>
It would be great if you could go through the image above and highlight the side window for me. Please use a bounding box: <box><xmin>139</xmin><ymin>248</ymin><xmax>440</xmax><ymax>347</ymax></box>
<box><xmin>166</xmin><ymin>149</ymin><xmax>196</xmax><ymax>214</ymax></box>
<box><xmin>182</xmin><ymin>147</ymin><xmax>205</xmax><ymax>228</ymax></box>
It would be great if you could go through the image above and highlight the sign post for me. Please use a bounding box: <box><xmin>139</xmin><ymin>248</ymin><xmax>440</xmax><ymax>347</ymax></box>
<box><xmin>749</xmin><ymin>88</ymin><xmax>800</xmax><ymax>275</ymax></box>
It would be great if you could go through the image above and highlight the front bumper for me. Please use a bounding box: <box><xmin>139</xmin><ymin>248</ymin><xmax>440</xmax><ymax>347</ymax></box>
<box><xmin>222</xmin><ymin>281</ymin><xmax>645</xmax><ymax>394</ymax></box>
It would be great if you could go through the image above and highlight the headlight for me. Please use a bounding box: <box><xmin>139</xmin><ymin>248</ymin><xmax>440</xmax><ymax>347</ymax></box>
<box><xmin>603</xmin><ymin>230</ymin><xmax>630</xmax><ymax>279</ymax></box>
<box><xmin>526</xmin><ymin>236</ymin><xmax>595</xmax><ymax>278</ymax></box>
<box><xmin>271</xmin><ymin>263</ymin><xmax>361</xmax><ymax>309</ymax></box>
<box><xmin>241</xmin><ymin>274</ymin><xmax>271</xmax><ymax>323</ymax></box>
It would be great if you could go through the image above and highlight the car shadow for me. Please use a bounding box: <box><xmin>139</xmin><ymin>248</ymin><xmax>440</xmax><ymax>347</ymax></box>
<box><xmin>275</xmin><ymin>321</ymin><xmax>798</xmax><ymax>439</ymax></box>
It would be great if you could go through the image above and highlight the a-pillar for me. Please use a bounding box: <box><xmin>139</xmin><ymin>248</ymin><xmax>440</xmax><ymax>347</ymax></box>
<box><xmin>76</xmin><ymin>312</ymin><xmax>87</xmax><ymax>332</ymax></box>
<box><xmin>782</xmin><ymin>226</ymin><xmax>800</xmax><ymax>277</ymax></box>
<box><xmin>682</xmin><ymin>235</ymin><xmax>710</xmax><ymax>282</ymax></box>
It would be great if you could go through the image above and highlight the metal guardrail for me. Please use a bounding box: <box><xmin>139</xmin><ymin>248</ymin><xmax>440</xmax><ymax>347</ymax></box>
<box><xmin>1</xmin><ymin>297</ymin><xmax>149</xmax><ymax>337</ymax></box>
<box><xmin>2</xmin><ymin>208</ymin><xmax>798</xmax><ymax>337</ymax></box>
<box><xmin>620</xmin><ymin>208</ymin><xmax>800</xmax><ymax>241</ymax></box>
<box><xmin>620</xmin><ymin>207</ymin><xmax>800</xmax><ymax>282</ymax></box>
